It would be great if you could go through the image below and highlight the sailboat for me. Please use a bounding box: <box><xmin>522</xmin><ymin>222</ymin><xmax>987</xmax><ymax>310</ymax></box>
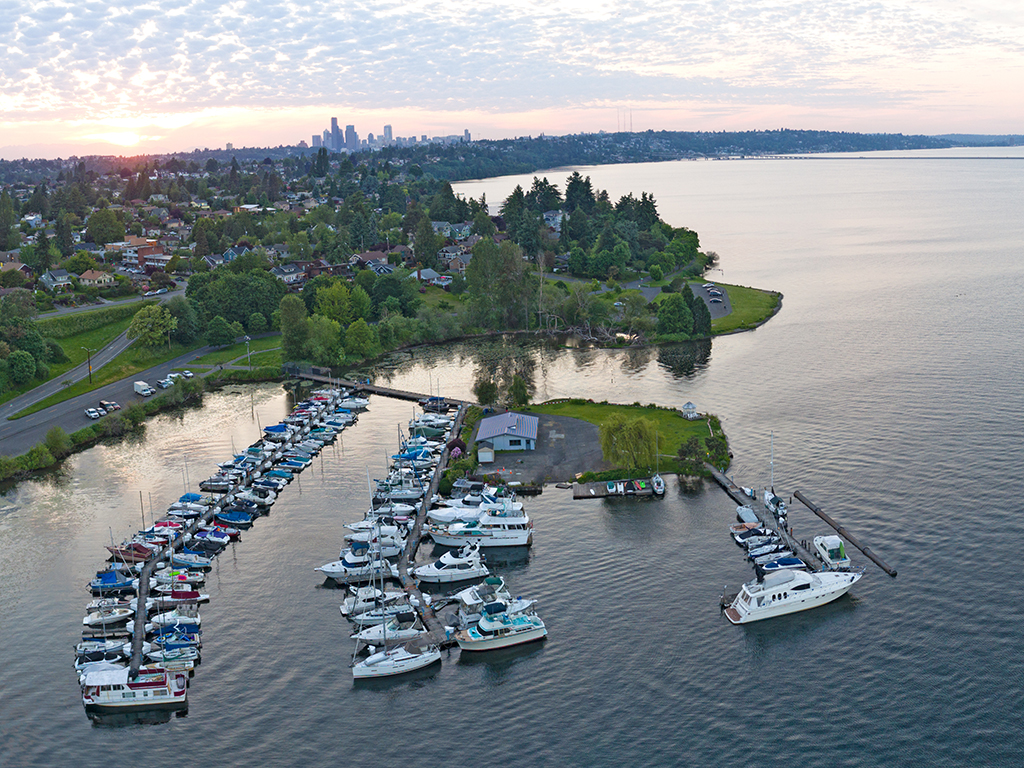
<box><xmin>651</xmin><ymin>432</ymin><xmax>666</xmax><ymax>496</ymax></box>
<box><xmin>350</xmin><ymin>526</ymin><xmax>441</xmax><ymax>679</ymax></box>
<box><xmin>763</xmin><ymin>431</ymin><xmax>788</xmax><ymax>525</ymax></box>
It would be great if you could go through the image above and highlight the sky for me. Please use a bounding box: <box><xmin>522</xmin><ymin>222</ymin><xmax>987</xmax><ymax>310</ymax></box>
<box><xmin>1</xmin><ymin>0</ymin><xmax>1022</xmax><ymax>158</ymax></box>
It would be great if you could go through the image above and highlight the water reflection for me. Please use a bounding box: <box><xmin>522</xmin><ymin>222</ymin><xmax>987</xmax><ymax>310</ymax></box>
<box><xmin>455</xmin><ymin>640</ymin><xmax>546</xmax><ymax>671</ymax></box>
<box><xmin>656</xmin><ymin>340</ymin><xmax>712</xmax><ymax>379</ymax></box>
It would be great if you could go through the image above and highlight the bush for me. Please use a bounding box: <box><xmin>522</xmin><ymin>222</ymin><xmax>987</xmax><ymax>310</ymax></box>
<box><xmin>248</xmin><ymin>312</ymin><xmax>268</xmax><ymax>333</ymax></box>
<box><xmin>0</xmin><ymin>454</ymin><xmax>20</xmax><ymax>481</ymax></box>
<box><xmin>44</xmin><ymin>426</ymin><xmax>72</xmax><ymax>458</ymax></box>
<box><xmin>44</xmin><ymin>338</ymin><xmax>70</xmax><ymax>363</ymax></box>
<box><xmin>35</xmin><ymin>301</ymin><xmax>155</xmax><ymax>339</ymax></box>
<box><xmin>19</xmin><ymin>443</ymin><xmax>55</xmax><ymax>472</ymax></box>
<box><xmin>7</xmin><ymin>350</ymin><xmax>36</xmax><ymax>384</ymax></box>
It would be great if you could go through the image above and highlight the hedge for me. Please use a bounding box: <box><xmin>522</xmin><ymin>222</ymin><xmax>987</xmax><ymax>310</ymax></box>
<box><xmin>35</xmin><ymin>300</ymin><xmax>157</xmax><ymax>339</ymax></box>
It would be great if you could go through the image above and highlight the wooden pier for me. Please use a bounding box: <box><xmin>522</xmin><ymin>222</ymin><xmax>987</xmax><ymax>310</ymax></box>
<box><xmin>283</xmin><ymin>365</ymin><xmax>471</xmax><ymax>409</ymax></box>
<box><xmin>394</xmin><ymin>404</ymin><xmax>468</xmax><ymax>648</ymax></box>
<box><xmin>704</xmin><ymin>463</ymin><xmax>821</xmax><ymax>569</ymax></box>
<box><xmin>573</xmin><ymin>478</ymin><xmax>657</xmax><ymax>500</ymax></box>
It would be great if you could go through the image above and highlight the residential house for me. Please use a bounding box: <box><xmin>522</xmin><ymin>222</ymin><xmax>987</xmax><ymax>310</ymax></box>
<box><xmin>137</xmin><ymin>245</ymin><xmax>171</xmax><ymax>269</ymax></box>
<box><xmin>388</xmin><ymin>245</ymin><xmax>414</xmax><ymax>266</ymax></box>
<box><xmin>222</xmin><ymin>245</ymin><xmax>251</xmax><ymax>263</ymax></box>
<box><xmin>0</xmin><ymin>261</ymin><xmax>33</xmax><ymax>281</ymax></box>
<box><xmin>431</xmin><ymin>221</ymin><xmax>452</xmax><ymax>238</ymax></box>
<box><xmin>474</xmin><ymin>412</ymin><xmax>539</xmax><ymax>452</ymax></box>
<box><xmin>40</xmin><ymin>269</ymin><xmax>76</xmax><ymax>292</ymax></box>
<box><xmin>270</xmin><ymin>262</ymin><xmax>306</xmax><ymax>286</ymax></box>
<box><xmin>21</xmin><ymin>213</ymin><xmax>42</xmax><ymax>229</ymax></box>
<box><xmin>78</xmin><ymin>269</ymin><xmax>116</xmax><ymax>288</ymax></box>
<box><xmin>303</xmin><ymin>259</ymin><xmax>350</xmax><ymax>280</ymax></box>
<box><xmin>450</xmin><ymin>222</ymin><xmax>472</xmax><ymax>240</ymax></box>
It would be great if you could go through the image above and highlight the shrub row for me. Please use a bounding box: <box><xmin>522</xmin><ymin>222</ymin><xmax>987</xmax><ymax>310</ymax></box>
<box><xmin>35</xmin><ymin>300</ymin><xmax>156</xmax><ymax>339</ymax></box>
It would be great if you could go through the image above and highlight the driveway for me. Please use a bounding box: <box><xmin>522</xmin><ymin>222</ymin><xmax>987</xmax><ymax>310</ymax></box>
<box><xmin>475</xmin><ymin>413</ymin><xmax>609</xmax><ymax>484</ymax></box>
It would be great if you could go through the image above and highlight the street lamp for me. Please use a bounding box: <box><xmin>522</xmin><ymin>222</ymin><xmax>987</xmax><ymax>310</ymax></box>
<box><xmin>244</xmin><ymin>335</ymin><xmax>251</xmax><ymax>371</ymax></box>
<box><xmin>81</xmin><ymin>347</ymin><xmax>97</xmax><ymax>384</ymax></box>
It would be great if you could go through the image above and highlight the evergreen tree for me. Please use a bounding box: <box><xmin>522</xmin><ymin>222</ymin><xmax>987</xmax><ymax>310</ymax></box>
<box><xmin>55</xmin><ymin>212</ymin><xmax>73</xmax><ymax>258</ymax></box>
<box><xmin>279</xmin><ymin>294</ymin><xmax>308</xmax><ymax>361</ymax></box>
<box><xmin>0</xmin><ymin>191</ymin><xmax>17</xmax><ymax>250</ymax></box>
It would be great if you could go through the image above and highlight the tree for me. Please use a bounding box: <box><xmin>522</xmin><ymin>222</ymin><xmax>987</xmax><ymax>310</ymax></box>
<box><xmin>599</xmin><ymin>414</ymin><xmax>658</xmax><ymax>469</ymax></box>
<box><xmin>509</xmin><ymin>374</ymin><xmax>529</xmax><ymax>407</ymax></box>
<box><xmin>45</xmin><ymin>426</ymin><xmax>72</xmax><ymax>459</ymax></box>
<box><xmin>127</xmin><ymin>305</ymin><xmax>177</xmax><ymax>348</ymax></box>
<box><xmin>248</xmin><ymin>312</ymin><xmax>268</xmax><ymax>333</ymax></box>
<box><xmin>471</xmin><ymin>209</ymin><xmax>496</xmax><ymax>237</ymax></box>
<box><xmin>473</xmin><ymin>379</ymin><xmax>498</xmax><ymax>405</ymax></box>
<box><xmin>305</xmin><ymin>315</ymin><xmax>342</xmax><ymax>366</ymax></box>
<box><xmin>0</xmin><ymin>191</ymin><xmax>17</xmax><ymax>250</ymax></box>
<box><xmin>279</xmin><ymin>294</ymin><xmax>309</xmax><ymax>361</ymax></box>
<box><xmin>314</xmin><ymin>281</ymin><xmax>352</xmax><ymax>326</ymax></box>
<box><xmin>86</xmin><ymin>208</ymin><xmax>125</xmax><ymax>246</ymax></box>
<box><xmin>689</xmin><ymin>292</ymin><xmax>712</xmax><ymax>337</ymax></box>
<box><xmin>166</xmin><ymin>296</ymin><xmax>202</xmax><ymax>344</ymax></box>
<box><xmin>311</xmin><ymin>147</ymin><xmax>329</xmax><ymax>177</ymax></box>
<box><xmin>564</xmin><ymin>172</ymin><xmax>596</xmax><ymax>214</ymax></box>
<box><xmin>206</xmin><ymin>315</ymin><xmax>235</xmax><ymax>347</ymax></box>
<box><xmin>8</xmin><ymin>350</ymin><xmax>37</xmax><ymax>384</ymax></box>
<box><xmin>657</xmin><ymin>293</ymin><xmax>693</xmax><ymax>336</ymax></box>
<box><xmin>649</xmin><ymin>264</ymin><xmax>663</xmax><ymax>282</ymax></box>
<box><xmin>350</xmin><ymin>285</ymin><xmax>372</xmax><ymax>320</ymax></box>
<box><xmin>413</xmin><ymin>216</ymin><xmax>441</xmax><ymax>268</ymax></box>
<box><xmin>62</xmin><ymin>252</ymin><xmax>98</xmax><ymax>275</ymax></box>
<box><xmin>344</xmin><ymin>318</ymin><xmax>376</xmax><ymax>358</ymax></box>
<box><xmin>55</xmin><ymin>212</ymin><xmax>74</xmax><ymax>258</ymax></box>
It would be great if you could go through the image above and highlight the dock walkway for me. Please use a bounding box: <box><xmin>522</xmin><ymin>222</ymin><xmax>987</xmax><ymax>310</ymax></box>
<box><xmin>283</xmin><ymin>365</ymin><xmax>471</xmax><ymax>409</ymax></box>
<box><xmin>395</xmin><ymin>404</ymin><xmax>468</xmax><ymax>648</ymax></box>
<box><xmin>704</xmin><ymin>463</ymin><xmax>820</xmax><ymax>569</ymax></box>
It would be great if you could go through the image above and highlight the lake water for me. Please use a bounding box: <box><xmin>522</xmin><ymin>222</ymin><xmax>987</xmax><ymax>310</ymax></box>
<box><xmin>2</xmin><ymin>149</ymin><xmax>1023</xmax><ymax>766</ymax></box>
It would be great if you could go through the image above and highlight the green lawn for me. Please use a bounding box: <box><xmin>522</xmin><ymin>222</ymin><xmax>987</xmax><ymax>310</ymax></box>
<box><xmin>191</xmin><ymin>334</ymin><xmax>282</xmax><ymax>366</ymax></box>
<box><xmin>11</xmin><ymin>340</ymin><xmax>207</xmax><ymax>418</ymax></box>
<box><xmin>710</xmin><ymin>283</ymin><xmax>781</xmax><ymax>334</ymax></box>
<box><xmin>0</xmin><ymin>317</ymin><xmax>134</xmax><ymax>407</ymax></box>
<box><xmin>243</xmin><ymin>349</ymin><xmax>282</xmax><ymax>368</ymax></box>
<box><xmin>419</xmin><ymin>285</ymin><xmax>465</xmax><ymax>312</ymax></box>
<box><xmin>526</xmin><ymin>399</ymin><xmax>728</xmax><ymax>474</ymax></box>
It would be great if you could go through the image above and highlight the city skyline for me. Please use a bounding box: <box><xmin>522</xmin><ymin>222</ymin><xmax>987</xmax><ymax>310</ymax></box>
<box><xmin>2</xmin><ymin>0</ymin><xmax>1023</xmax><ymax>159</ymax></box>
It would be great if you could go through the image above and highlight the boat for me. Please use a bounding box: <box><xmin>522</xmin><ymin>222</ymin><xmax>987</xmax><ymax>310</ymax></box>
<box><xmin>758</xmin><ymin>557</ymin><xmax>809</xmax><ymax>574</ymax></box>
<box><xmin>340</xmin><ymin>586</ymin><xmax>407</xmax><ymax>616</ymax></box>
<box><xmin>412</xmin><ymin>544</ymin><xmax>489</xmax><ymax>583</ymax></box>
<box><xmin>736</xmin><ymin>505</ymin><xmax>760</xmax><ymax>524</ymax></box>
<box><xmin>82</xmin><ymin>606</ymin><xmax>134</xmax><ymax>628</ymax></box>
<box><xmin>105</xmin><ymin>542</ymin><xmax>158</xmax><ymax>564</ymax></box>
<box><xmin>316</xmin><ymin>543</ymin><xmax>395</xmax><ymax>585</ymax></box>
<box><xmin>454</xmin><ymin>602</ymin><xmax>547</xmax><ymax>651</ymax></box>
<box><xmin>151</xmin><ymin>607</ymin><xmax>201</xmax><ymax>628</ymax></box>
<box><xmin>428</xmin><ymin>508</ymin><xmax>533</xmax><ymax>548</ymax></box>
<box><xmin>814</xmin><ymin>535</ymin><xmax>852</xmax><ymax>569</ymax></box>
<box><xmin>352</xmin><ymin>641</ymin><xmax>441</xmax><ymax>679</ymax></box>
<box><xmin>451</xmin><ymin>575</ymin><xmax>513</xmax><ymax>626</ymax></box>
<box><xmin>81</xmin><ymin>666</ymin><xmax>188</xmax><ymax>713</ymax></box>
<box><xmin>724</xmin><ymin>569</ymin><xmax>862</xmax><ymax>624</ymax></box>
<box><xmin>351</xmin><ymin>612</ymin><xmax>427</xmax><ymax>643</ymax></box>
<box><xmin>89</xmin><ymin>569</ymin><xmax>137</xmax><ymax>596</ymax></box>
<box><xmin>213</xmin><ymin>510</ymin><xmax>256</xmax><ymax>529</ymax></box>
<box><xmin>751</xmin><ymin>549</ymin><xmax>794</xmax><ymax>566</ymax></box>
<box><xmin>152</xmin><ymin>568</ymin><xmax>205</xmax><ymax>586</ymax></box>
<box><xmin>733</xmin><ymin>527</ymin><xmax>771</xmax><ymax>545</ymax></box>
<box><xmin>651</xmin><ymin>474</ymin><xmax>665</xmax><ymax>496</ymax></box>
<box><xmin>76</xmin><ymin>638</ymin><xmax>127</xmax><ymax>656</ymax></box>
<box><xmin>169</xmin><ymin>551</ymin><xmax>214</xmax><ymax>570</ymax></box>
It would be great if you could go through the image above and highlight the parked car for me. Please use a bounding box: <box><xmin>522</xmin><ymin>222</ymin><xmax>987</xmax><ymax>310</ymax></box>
<box><xmin>167</xmin><ymin>372</ymin><xmax>183</xmax><ymax>380</ymax></box>
<box><xmin>143</xmin><ymin>290</ymin><xmax>159</xmax><ymax>297</ymax></box>
<box><xmin>84</xmin><ymin>408</ymin><xmax>101</xmax><ymax>419</ymax></box>
<box><xmin>613</xmin><ymin>301</ymin><xmax>624</xmax><ymax>308</ymax></box>
<box><xmin>99</xmin><ymin>400</ymin><xmax>121</xmax><ymax>411</ymax></box>
<box><xmin>95</xmin><ymin>407</ymin><xmax>107</xmax><ymax>417</ymax></box>
<box><xmin>710</xmin><ymin>297</ymin><xmax>723</xmax><ymax>304</ymax></box>
<box><xmin>157</xmin><ymin>378</ymin><xmax>173</xmax><ymax>389</ymax></box>
<box><xmin>181</xmin><ymin>370</ymin><xmax>194</xmax><ymax>379</ymax></box>
<box><xmin>156</xmin><ymin>287</ymin><xmax>169</xmax><ymax>295</ymax></box>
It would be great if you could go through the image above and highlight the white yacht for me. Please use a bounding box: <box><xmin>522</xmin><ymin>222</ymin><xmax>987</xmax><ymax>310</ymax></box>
<box><xmin>814</xmin><ymin>535</ymin><xmax>852</xmax><ymax>569</ymax></box>
<box><xmin>455</xmin><ymin>602</ymin><xmax>547</xmax><ymax>651</ymax></box>
<box><xmin>340</xmin><ymin>586</ymin><xmax>406</xmax><ymax>617</ymax></box>
<box><xmin>352</xmin><ymin>641</ymin><xmax>441</xmax><ymax>679</ymax></box>
<box><xmin>451</xmin><ymin>576</ymin><xmax>513</xmax><ymax>626</ymax></box>
<box><xmin>413</xmin><ymin>544</ymin><xmax>489</xmax><ymax>583</ymax></box>
<box><xmin>351</xmin><ymin>613</ymin><xmax>428</xmax><ymax>644</ymax></box>
<box><xmin>428</xmin><ymin>508</ymin><xmax>533</xmax><ymax>548</ymax></box>
<box><xmin>81</xmin><ymin>666</ymin><xmax>189</xmax><ymax>713</ymax></box>
<box><xmin>724</xmin><ymin>569</ymin><xmax>862</xmax><ymax>624</ymax></box>
<box><xmin>316</xmin><ymin>546</ymin><xmax>395</xmax><ymax>586</ymax></box>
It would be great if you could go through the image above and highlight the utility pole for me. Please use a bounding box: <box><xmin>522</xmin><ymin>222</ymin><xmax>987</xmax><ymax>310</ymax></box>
<box><xmin>81</xmin><ymin>347</ymin><xmax>96</xmax><ymax>384</ymax></box>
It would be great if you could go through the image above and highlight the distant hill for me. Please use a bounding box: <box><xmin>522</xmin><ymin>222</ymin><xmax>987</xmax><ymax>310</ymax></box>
<box><xmin>3</xmin><ymin>129</ymin><xmax>1022</xmax><ymax>185</ymax></box>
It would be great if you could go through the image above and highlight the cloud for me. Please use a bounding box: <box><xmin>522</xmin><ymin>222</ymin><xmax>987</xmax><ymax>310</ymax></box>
<box><xmin>0</xmin><ymin>0</ymin><xmax>1022</xmax><ymax>152</ymax></box>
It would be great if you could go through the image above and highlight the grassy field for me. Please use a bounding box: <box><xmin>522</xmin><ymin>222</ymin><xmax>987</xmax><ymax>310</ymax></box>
<box><xmin>190</xmin><ymin>334</ymin><xmax>282</xmax><ymax>366</ymax></box>
<box><xmin>243</xmin><ymin>349</ymin><xmax>282</xmax><ymax>368</ymax></box>
<box><xmin>526</xmin><ymin>399</ymin><xmax>729</xmax><ymax>474</ymax></box>
<box><xmin>0</xmin><ymin>317</ymin><xmax>135</xmax><ymax>407</ymax></box>
<box><xmin>11</xmin><ymin>340</ymin><xmax>207</xmax><ymax>418</ymax></box>
<box><xmin>710</xmin><ymin>283</ymin><xmax>781</xmax><ymax>334</ymax></box>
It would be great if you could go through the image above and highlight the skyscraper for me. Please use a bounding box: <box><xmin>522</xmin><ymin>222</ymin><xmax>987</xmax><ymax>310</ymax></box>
<box><xmin>464</xmin><ymin>129</ymin><xmax>471</xmax><ymax>142</ymax></box>
<box><xmin>383</xmin><ymin>125</ymin><xmax>393</xmax><ymax>144</ymax></box>
<box><xmin>331</xmin><ymin>118</ymin><xmax>341</xmax><ymax>152</ymax></box>
<box><xmin>345</xmin><ymin>124</ymin><xmax>358</xmax><ymax>151</ymax></box>
<box><xmin>312</xmin><ymin>135</ymin><xmax>322</xmax><ymax>148</ymax></box>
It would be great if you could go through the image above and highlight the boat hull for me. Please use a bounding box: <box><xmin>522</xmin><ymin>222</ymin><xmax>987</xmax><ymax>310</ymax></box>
<box><xmin>726</xmin><ymin>575</ymin><xmax>860</xmax><ymax>624</ymax></box>
<box><xmin>429</xmin><ymin>531</ymin><xmax>532</xmax><ymax>548</ymax></box>
<box><xmin>455</xmin><ymin>625</ymin><xmax>547</xmax><ymax>651</ymax></box>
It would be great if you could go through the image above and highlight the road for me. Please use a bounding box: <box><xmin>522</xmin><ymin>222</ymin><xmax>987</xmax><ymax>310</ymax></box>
<box><xmin>42</xmin><ymin>284</ymin><xmax>185</xmax><ymax>316</ymax></box>
<box><xmin>0</xmin><ymin>345</ymin><xmax>215</xmax><ymax>458</ymax></box>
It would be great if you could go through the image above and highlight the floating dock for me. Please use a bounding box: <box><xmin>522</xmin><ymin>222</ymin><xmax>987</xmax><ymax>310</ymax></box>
<box><xmin>573</xmin><ymin>478</ymin><xmax>657</xmax><ymax>499</ymax></box>
<box><xmin>394</xmin><ymin>403</ymin><xmax>468</xmax><ymax>649</ymax></box>
<box><xmin>704</xmin><ymin>463</ymin><xmax>820</xmax><ymax>568</ymax></box>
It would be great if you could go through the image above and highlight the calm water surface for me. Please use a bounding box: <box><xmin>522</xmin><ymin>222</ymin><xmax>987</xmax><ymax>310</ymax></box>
<box><xmin>2</xmin><ymin>150</ymin><xmax>1023</xmax><ymax>766</ymax></box>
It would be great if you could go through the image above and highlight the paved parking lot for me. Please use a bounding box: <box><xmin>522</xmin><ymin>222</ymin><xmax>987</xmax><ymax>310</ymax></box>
<box><xmin>475</xmin><ymin>412</ymin><xmax>609</xmax><ymax>484</ymax></box>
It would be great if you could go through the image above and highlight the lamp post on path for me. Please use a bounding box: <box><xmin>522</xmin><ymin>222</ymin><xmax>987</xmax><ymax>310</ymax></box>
<box><xmin>244</xmin><ymin>336</ymin><xmax>251</xmax><ymax>371</ymax></box>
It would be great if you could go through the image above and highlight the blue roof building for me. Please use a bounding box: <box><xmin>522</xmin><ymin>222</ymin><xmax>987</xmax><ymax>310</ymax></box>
<box><xmin>474</xmin><ymin>412</ymin><xmax>539</xmax><ymax>452</ymax></box>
